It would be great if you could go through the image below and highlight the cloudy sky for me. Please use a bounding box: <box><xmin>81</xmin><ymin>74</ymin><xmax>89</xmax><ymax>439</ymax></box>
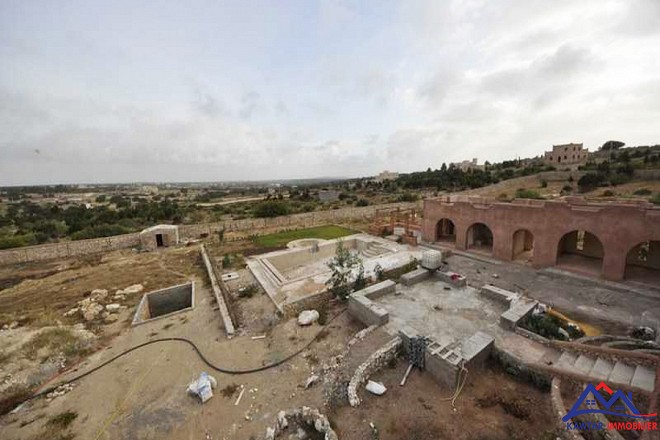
<box><xmin>1</xmin><ymin>0</ymin><xmax>659</xmax><ymax>185</ymax></box>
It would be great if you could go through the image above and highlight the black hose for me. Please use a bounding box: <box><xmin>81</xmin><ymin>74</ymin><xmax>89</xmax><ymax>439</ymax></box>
<box><xmin>26</xmin><ymin>308</ymin><xmax>346</xmax><ymax>403</ymax></box>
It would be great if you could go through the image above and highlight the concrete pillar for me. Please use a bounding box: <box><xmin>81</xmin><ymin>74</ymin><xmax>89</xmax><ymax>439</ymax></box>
<box><xmin>602</xmin><ymin>248</ymin><xmax>626</xmax><ymax>281</ymax></box>
<box><xmin>492</xmin><ymin>230</ymin><xmax>511</xmax><ymax>261</ymax></box>
<box><xmin>455</xmin><ymin>223</ymin><xmax>468</xmax><ymax>250</ymax></box>
<box><xmin>533</xmin><ymin>235</ymin><xmax>558</xmax><ymax>269</ymax></box>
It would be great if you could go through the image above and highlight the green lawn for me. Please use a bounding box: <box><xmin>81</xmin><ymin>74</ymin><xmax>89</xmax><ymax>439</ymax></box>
<box><xmin>253</xmin><ymin>225</ymin><xmax>357</xmax><ymax>248</ymax></box>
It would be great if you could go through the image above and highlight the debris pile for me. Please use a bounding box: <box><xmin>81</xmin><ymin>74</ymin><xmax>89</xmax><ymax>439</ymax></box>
<box><xmin>264</xmin><ymin>407</ymin><xmax>338</xmax><ymax>440</ymax></box>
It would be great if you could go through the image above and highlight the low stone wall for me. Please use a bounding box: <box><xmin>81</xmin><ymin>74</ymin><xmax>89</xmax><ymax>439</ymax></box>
<box><xmin>0</xmin><ymin>202</ymin><xmax>421</xmax><ymax>266</ymax></box>
<box><xmin>347</xmin><ymin>337</ymin><xmax>402</xmax><ymax>407</ymax></box>
<box><xmin>0</xmin><ymin>233</ymin><xmax>140</xmax><ymax>266</ymax></box>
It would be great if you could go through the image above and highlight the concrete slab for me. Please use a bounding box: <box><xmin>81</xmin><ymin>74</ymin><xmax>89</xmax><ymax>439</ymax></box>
<box><xmin>589</xmin><ymin>358</ymin><xmax>614</xmax><ymax>380</ymax></box>
<box><xmin>573</xmin><ymin>354</ymin><xmax>596</xmax><ymax>375</ymax></box>
<box><xmin>556</xmin><ymin>351</ymin><xmax>578</xmax><ymax>369</ymax></box>
<box><xmin>607</xmin><ymin>361</ymin><xmax>635</xmax><ymax>386</ymax></box>
<box><xmin>630</xmin><ymin>365</ymin><xmax>656</xmax><ymax>392</ymax></box>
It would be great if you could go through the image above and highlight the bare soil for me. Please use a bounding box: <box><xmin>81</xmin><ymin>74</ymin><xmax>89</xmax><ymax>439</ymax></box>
<box><xmin>331</xmin><ymin>362</ymin><xmax>559</xmax><ymax>440</ymax></box>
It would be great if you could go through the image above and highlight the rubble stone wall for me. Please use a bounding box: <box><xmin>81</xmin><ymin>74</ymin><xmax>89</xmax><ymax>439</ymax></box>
<box><xmin>347</xmin><ymin>336</ymin><xmax>402</xmax><ymax>407</ymax></box>
<box><xmin>0</xmin><ymin>202</ymin><xmax>420</xmax><ymax>266</ymax></box>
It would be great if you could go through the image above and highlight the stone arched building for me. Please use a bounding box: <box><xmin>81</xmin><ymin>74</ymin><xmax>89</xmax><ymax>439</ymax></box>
<box><xmin>422</xmin><ymin>196</ymin><xmax>660</xmax><ymax>283</ymax></box>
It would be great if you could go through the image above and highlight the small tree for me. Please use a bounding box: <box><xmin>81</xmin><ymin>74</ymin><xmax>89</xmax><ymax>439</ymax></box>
<box><xmin>326</xmin><ymin>241</ymin><xmax>363</xmax><ymax>300</ymax></box>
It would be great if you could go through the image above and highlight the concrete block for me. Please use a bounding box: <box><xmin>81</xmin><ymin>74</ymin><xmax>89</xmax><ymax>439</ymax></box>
<box><xmin>357</xmin><ymin>280</ymin><xmax>396</xmax><ymax>300</ymax></box>
<box><xmin>461</xmin><ymin>331</ymin><xmax>494</xmax><ymax>368</ymax></box>
<box><xmin>434</xmin><ymin>270</ymin><xmax>467</xmax><ymax>288</ymax></box>
<box><xmin>400</xmin><ymin>268</ymin><xmax>431</xmax><ymax>286</ymax></box>
<box><xmin>499</xmin><ymin>299</ymin><xmax>538</xmax><ymax>330</ymax></box>
<box><xmin>348</xmin><ymin>295</ymin><xmax>389</xmax><ymax>326</ymax></box>
<box><xmin>480</xmin><ymin>284</ymin><xmax>518</xmax><ymax>306</ymax></box>
<box><xmin>556</xmin><ymin>351</ymin><xmax>578</xmax><ymax>369</ymax></box>
<box><xmin>425</xmin><ymin>348</ymin><xmax>460</xmax><ymax>389</ymax></box>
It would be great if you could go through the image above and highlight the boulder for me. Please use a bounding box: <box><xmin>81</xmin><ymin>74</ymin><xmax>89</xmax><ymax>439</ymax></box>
<box><xmin>105</xmin><ymin>303</ymin><xmax>121</xmax><ymax>313</ymax></box>
<box><xmin>123</xmin><ymin>284</ymin><xmax>144</xmax><ymax>295</ymax></box>
<box><xmin>365</xmin><ymin>380</ymin><xmax>387</xmax><ymax>396</ymax></box>
<box><xmin>298</xmin><ymin>310</ymin><xmax>320</xmax><ymax>326</ymax></box>
<box><xmin>104</xmin><ymin>314</ymin><xmax>119</xmax><ymax>323</ymax></box>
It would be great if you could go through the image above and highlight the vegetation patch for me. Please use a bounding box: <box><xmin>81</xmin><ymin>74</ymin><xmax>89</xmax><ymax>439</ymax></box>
<box><xmin>22</xmin><ymin>327</ymin><xmax>90</xmax><ymax>361</ymax></box>
<box><xmin>520</xmin><ymin>313</ymin><xmax>585</xmax><ymax>341</ymax></box>
<box><xmin>253</xmin><ymin>225</ymin><xmax>356</xmax><ymax>248</ymax></box>
<box><xmin>47</xmin><ymin>411</ymin><xmax>78</xmax><ymax>430</ymax></box>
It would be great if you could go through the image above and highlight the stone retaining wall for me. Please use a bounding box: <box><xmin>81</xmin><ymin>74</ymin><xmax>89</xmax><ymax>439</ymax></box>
<box><xmin>347</xmin><ymin>337</ymin><xmax>402</xmax><ymax>407</ymax></box>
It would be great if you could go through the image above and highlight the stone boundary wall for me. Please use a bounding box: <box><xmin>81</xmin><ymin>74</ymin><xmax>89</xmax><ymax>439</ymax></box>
<box><xmin>0</xmin><ymin>232</ymin><xmax>140</xmax><ymax>266</ymax></box>
<box><xmin>178</xmin><ymin>201</ymin><xmax>421</xmax><ymax>240</ymax></box>
<box><xmin>347</xmin><ymin>336</ymin><xmax>402</xmax><ymax>407</ymax></box>
<box><xmin>0</xmin><ymin>202</ymin><xmax>420</xmax><ymax>266</ymax></box>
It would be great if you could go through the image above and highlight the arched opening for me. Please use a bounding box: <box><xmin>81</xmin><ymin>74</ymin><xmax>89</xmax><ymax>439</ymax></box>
<box><xmin>435</xmin><ymin>218</ymin><xmax>456</xmax><ymax>245</ymax></box>
<box><xmin>556</xmin><ymin>230</ymin><xmax>604</xmax><ymax>276</ymax></box>
<box><xmin>466</xmin><ymin>223</ymin><xmax>493</xmax><ymax>255</ymax></box>
<box><xmin>625</xmin><ymin>241</ymin><xmax>660</xmax><ymax>285</ymax></box>
<box><xmin>512</xmin><ymin>229</ymin><xmax>534</xmax><ymax>262</ymax></box>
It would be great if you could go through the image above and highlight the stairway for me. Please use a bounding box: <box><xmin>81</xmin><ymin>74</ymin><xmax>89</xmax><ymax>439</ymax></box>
<box><xmin>361</xmin><ymin>246</ymin><xmax>381</xmax><ymax>258</ymax></box>
<box><xmin>554</xmin><ymin>350</ymin><xmax>656</xmax><ymax>392</ymax></box>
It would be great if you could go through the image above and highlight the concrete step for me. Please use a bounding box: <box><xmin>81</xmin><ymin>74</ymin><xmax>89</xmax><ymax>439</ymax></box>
<box><xmin>589</xmin><ymin>357</ymin><xmax>615</xmax><ymax>380</ymax></box>
<box><xmin>607</xmin><ymin>361</ymin><xmax>635</xmax><ymax>386</ymax></box>
<box><xmin>630</xmin><ymin>365</ymin><xmax>656</xmax><ymax>392</ymax></box>
<box><xmin>557</xmin><ymin>351</ymin><xmax>579</xmax><ymax>369</ymax></box>
<box><xmin>573</xmin><ymin>354</ymin><xmax>596</xmax><ymax>375</ymax></box>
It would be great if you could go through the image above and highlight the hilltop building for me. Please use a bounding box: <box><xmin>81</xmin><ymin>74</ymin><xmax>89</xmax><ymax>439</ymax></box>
<box><xmin>544</xmin><ymin>143</ymin><xmax>589</xmax><ymax>166</ymax></box>
<box><xmin>451</xmin><ymin>158</ymin><xmax>484</xmax><ymax>171</ymax></box>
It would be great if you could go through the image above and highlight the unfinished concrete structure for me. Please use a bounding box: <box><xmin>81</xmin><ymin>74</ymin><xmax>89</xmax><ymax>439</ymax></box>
<box><xmin>247</xmin><ymin>234</ymin><xmax>423</xmax><ymax>314</ymax></box>
<box><xmin>139</xmin><ymin>224</ymin><xmax>179</xmax><ymax>250</ymax></box>
<box><xmin>423</xmin><ymin>196</ymin><xmax>660</xmax><ymax>282</ymax></box>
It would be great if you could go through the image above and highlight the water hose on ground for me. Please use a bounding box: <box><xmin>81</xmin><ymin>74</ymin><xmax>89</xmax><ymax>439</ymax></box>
<box><xmin>19</xmin><ymin>308</ymin><xmax>347</xmax><ymax>407</ymax></box>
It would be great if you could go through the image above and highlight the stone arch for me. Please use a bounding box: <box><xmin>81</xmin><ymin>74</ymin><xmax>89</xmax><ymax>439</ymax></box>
<box><xmin>556</xmin><ymin>230</ymin><xmax>604</xmax><ymax>276</ymax></box>
<box><xmin>512</xmin><ymin>229</ymin><xmax>534</xmax><ymax>262</ymax></box>
<box><xmin>625</xmin><ymin>240</ymin><xmax>660</xmax><ymax>285</ymax></box>
<box><xmin>466</xmin><ymin>222</ymin><xmax>493</xmax><ymax>255</ymax></box>
<box><xmin>435</xmin><ymin>218</ymin><xmax>456</xmax><ymax>244</ymax></box>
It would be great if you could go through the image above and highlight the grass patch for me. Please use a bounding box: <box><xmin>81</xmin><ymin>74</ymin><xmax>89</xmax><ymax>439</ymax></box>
<box><xmin>253</xmin><ymin>225</ymin><xmax>356</xmax><ymax>248</ymax></box>
<box><xmin>22</xmin><ymin>328</ymin><xmax>90</xmax><ymax>361</ymax></box>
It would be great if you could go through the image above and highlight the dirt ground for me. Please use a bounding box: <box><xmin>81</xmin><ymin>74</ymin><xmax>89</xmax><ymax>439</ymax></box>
<box><xmin>331</xmin><ymin>362</ymin><xmax>558</xmax><ymax>440</ymax></box>
<box><xmin>0</xmin><ymin>233</ymin><xmax>575</xmax><ymax>440</ymax></box>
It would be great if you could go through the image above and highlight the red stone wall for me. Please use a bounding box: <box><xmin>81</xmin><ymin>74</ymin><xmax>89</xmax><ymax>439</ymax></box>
<box><xmin>422</xmin><ymin>196</ymin><xmax>660</xmax><ymax>280</ymax></box>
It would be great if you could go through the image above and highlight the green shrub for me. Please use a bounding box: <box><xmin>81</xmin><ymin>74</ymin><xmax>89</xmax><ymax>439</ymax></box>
<box><xmin>540</xmin><ymin>179</ymin><xmax>547</xmax><ymax>188</ymax></box>
<box><xmin>601</xmin><ymin>190</ymin><xmax>615</xmax><ymax>197</ymax></box>
<box><xmin>651</xmin><ymin>193</ymin><xmax>660</xmax><ymax>205</ymax></box>
<box><xmin>561</xmin><ymin>184</ymin><xmax>573</xmax><ymax>192</ymax></box>
<box><xmin>356</xmin><ymin>199</ymin><xmax>369</xmax><ymax>207</ymax></box>
<box><xmin>633</xmin><ymin>188</ymin><xmax>652</xmax><ymax>196</ymax></box>
<box><xmin>514</xmin><ymin>189</ymin><xmax>543</xmax><ymax>199</ymax></box>
<box><xmin>253</xmin><ymin>200</ymin><xmax>290</xmax><ymax>218</ymax></box>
